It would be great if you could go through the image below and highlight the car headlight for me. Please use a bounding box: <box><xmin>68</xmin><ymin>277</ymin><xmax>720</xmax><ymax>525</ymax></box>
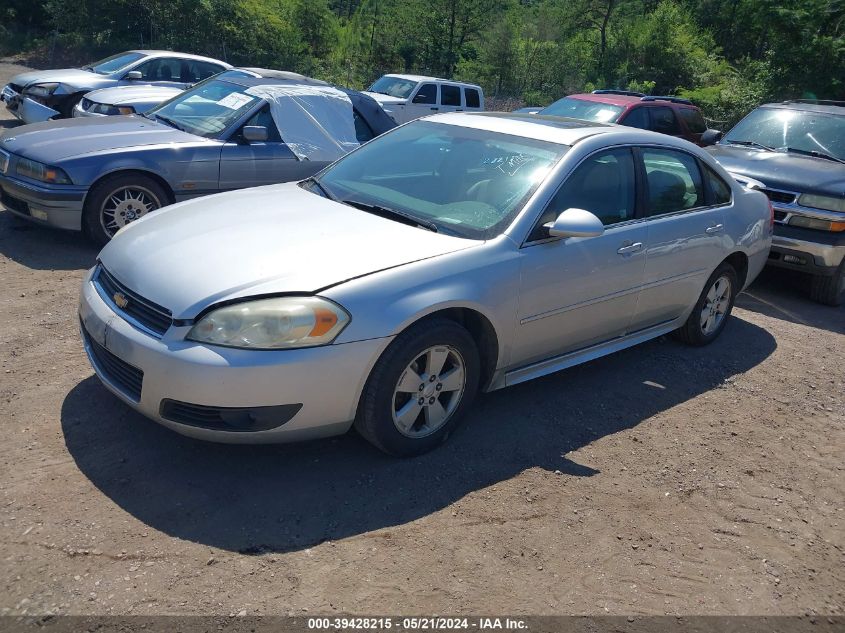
<box><xmin>788</xmin><ymin>215</ymin><xmax>845</xmax><ymax>232</ymax></box>
<box><xmin>797</xmin><ymin>193</ymin><xmax>845</xmax><ymax>213</ymax></box>
<box><xmin>101</xmin><ymin>104</ymin><xmax>135</xmax><ymax>115</ymax></box>
<box><xmin>16</xmin><ymin>158</ymin><xmax>73</xmax><ymax>184</ymax></box>
<box><xmin>25</xmin><ymin>83</ymin><xmax>59</xmax><ymax>98</ymax></box>
<box><xmin>187</xmin><ymin>297</ymin><xmax>350</xmax><ymax>349</ymax></box>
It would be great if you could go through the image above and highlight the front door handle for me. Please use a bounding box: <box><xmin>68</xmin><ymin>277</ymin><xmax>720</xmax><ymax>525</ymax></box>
<box><xmin>705</xmin><ymin>223</ymin><xmax>724</xmax><ymax>234</ymax></box>
<box><xmin>430</xmin><ymin>107</ymin><xmax>439</xmax><ymax>111</ymax></box>
<box><xmin>617</xmin><ymin>242</ymin><xmax>643</xmax><ymax>255</ymax></box>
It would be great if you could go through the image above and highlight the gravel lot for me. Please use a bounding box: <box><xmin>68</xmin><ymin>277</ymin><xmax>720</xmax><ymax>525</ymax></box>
<box><xmin>0</xmin><ymin>61</ymin><xmax>843</xmax><ymax>618</ymax></box>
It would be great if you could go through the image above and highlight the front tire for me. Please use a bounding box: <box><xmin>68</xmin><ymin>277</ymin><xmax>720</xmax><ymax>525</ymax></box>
<box><xmin>355</xmin><ymin>318</ymin><xmax>480</xmax><ymax>457</ymax></box>
<box><xmin>673</xmin><ymin>263</ymin><xmax>738</xmax><ymax>346</ymax></box>
<box><xmin>809</xmin><ymin>260</ymin><xmax>845</xmax><ymax>307</ymax></box>
<box><xmin>82</xmin><ymin>173</ymin><xmax>168</xmax><ymax>247</ymax></box>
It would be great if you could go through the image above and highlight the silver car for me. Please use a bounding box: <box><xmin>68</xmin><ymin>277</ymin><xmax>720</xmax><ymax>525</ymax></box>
<box><xmin>78</xmin><ymin>113</ymin><xmax>772</xmax><ymax>456</ymax></box>
<box><xmin>0</xmin><ymin>73</ymin><xmax>396</xmax><ymax>245</ymax></box>
<box><xmin>2</xmin><ymin>50</ymin><xmax>230</xmax><ymax>123</ymax></box>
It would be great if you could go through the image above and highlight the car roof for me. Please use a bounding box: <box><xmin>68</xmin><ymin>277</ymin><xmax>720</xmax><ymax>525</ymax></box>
<box><xmin>762</xmin><ymin>100</ymin><xmax>845</xmax><ymax>115</ymax></box>
<box><xmin>381</xmin><ymin>73</ymin><xmax>482</xmax><ymax>88</ymax></box>
<box><xmin>426</xmin><ymin>111</ymin><xmax>703</xmax><ymax>148</ymax></box>
<box><xmin>127</xmin><ymin>50</ymin><xmax>230</xmax><ymax>65</ymax></box>
<box><xmin>235</xmin><ymin>68</ymin><xmax>329</xmax><ymax>83</ymax></box>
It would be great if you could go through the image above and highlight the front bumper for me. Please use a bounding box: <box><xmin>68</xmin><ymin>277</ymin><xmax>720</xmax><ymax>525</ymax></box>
<box><xmin>769</xmin><ymin>224</ymin><xmax>845</xmax><ymax>276</ymax></box>
<box><xmin>0</xmin><ymin>172</ymin><xmax>86</xmax><ymax>230</ymax></box>
<box><xmin>2</xmin><ymin>85</ymin><xmax>60</xmax><ymax>123</ymax></box>
<box><xmin>78</xmin><ymin>269</ymin><xmax>392</xmax><ymax>444</ymax></box>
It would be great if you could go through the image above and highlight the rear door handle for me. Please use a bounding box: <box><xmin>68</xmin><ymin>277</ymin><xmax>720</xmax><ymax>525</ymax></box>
<box><xmin>617</xmin><ymin>242</ymin><xmax>643</xmax><ymax>255</ymax></box>
<box><xmin>430</xmin><ymin>107</ymin><xmax>439</xmax><ymax>111</ymax></box>
<box><xmin>705</xmin><ymin>223</ymin><xmax>724</xmax><ymax>234</ymax></box>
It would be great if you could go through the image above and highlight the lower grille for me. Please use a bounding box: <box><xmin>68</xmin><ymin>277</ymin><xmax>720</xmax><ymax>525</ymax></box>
<box><xmin>83</xmin><ymin>326</ymin><xmax>144</xmax><ymax>402</ymax></box>
<box><xmin>160</xmin><ymin>400</ymin><xmax>302</xmax><ymax>432</ymax></box>
<box><xmin>94</xmin><ymin>266</ymin><xmax>173</xmax><ymax>337</ymax></box>
<box><xmin>773</xmin><ymin>210</ymin><xmax>788</xmax><ymax>222</ymax></box>
<box><xmin>0</xmin><ymin>188</ymin><xmax>30</xmax><ymax>215</ymax></box>
<box><xmin>762</xmin><ymin>189</ymin><xmax>796</xmax><ymax>205</ymax></box>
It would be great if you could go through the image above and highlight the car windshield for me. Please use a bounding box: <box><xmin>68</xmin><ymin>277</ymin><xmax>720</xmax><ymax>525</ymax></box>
<box><xmin>316</xmin><ymin>121</ymin><xmax>567</xmax><ymax>239</ymax></box>
<box><xmin>367</xmin><ymin>76</ymin><xmax>418</xmax><ymax>99</ymax></box>
<box><xmin>540</xmin><ymin>97</ymin><xmax>624</xmax><ymax>123</ymax></box>
<box><xmin>147</xmin><ymin>79</ymin><xmax>258</xmax><ymax>138</ymax></box>
<box><xmin>724</xmin><ymin>107</ymin><xmax>845</xmax><ymax>161</ymax></box>
<box><xmin>84</xmin><ymin>52</ymin><xmax>145</xmax><ymax>75</ymax></box>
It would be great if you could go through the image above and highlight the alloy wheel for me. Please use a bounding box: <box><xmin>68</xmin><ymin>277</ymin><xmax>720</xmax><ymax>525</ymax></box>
<box><xmin>100</xmin><ymin>185</ymin><xmax>161</xmax><ymax>236</ymax></box>
<box><xmin>699</xmin><ymin>275</ymin><xmax>732</xmax><ymax>335</ymax></box>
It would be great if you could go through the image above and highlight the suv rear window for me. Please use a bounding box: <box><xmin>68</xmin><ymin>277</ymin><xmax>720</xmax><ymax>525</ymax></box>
<box><xmin>679</xmin><ymin>107</ymin><xmax>707</xmax><ymax>133</ymax></box>
<box><xmin>464</xmin><ymin>88</ymin><xmax>480</xmax><ymax>108</ymax></box>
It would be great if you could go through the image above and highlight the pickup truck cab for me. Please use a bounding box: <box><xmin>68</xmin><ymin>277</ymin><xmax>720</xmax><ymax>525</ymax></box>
<box><xmin>364</xmin><ymin>74</ymin><xmax>484</xmax><ymax>124</ymax></box>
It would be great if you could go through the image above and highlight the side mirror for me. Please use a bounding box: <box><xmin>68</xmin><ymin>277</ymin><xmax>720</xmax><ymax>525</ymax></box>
<box><xmin>700</xmin><ymin>129</ymin><xmax>723</xmax><ymax>146</ymax></box>
<box><xmin>544</xmin><ymin>208</ymin><xmax>605</xmax><ymax>238</ymax></box>
<box><xmin>242</xmin><ymin>125</ymin><xmax>269</xmax><ymax>143</ymax></box>
<box><xmin>125</xmin><ymin>70</ymin><xmax>143</xmax><ymax>81</ymax></box>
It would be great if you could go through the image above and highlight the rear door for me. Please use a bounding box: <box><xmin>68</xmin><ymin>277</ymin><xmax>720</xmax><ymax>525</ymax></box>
<box><xmin>439</xmin><ymin>83</ymin><xmax>464</xmax><ymax>114</ymax></box>
<box><xmin>647</xmin><ymin>106</ymin><xmax>684</xmax><ymax>139</ymax></box>
<box><xmin>628</xmin><ymin>145</ymin><xmax>728</xmax><ymax>331</ymax></box>
<box><xmin>677</xmin><ymin>106</ymin><xmax>708</xmax><ymax>145</ymax></box>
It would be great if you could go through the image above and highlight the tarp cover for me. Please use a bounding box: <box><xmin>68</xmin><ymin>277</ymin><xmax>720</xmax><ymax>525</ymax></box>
<box><xmin>245</xmin><ymin>84</ymin><xmax>359</xmax><ymax>161</ymax></box>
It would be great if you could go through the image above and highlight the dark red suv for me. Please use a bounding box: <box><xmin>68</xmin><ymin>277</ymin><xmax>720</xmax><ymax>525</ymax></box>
<box><xmin>536</xmin><ymin>90</ymin><xmax>714</xmax><ymax>145</ymax></box>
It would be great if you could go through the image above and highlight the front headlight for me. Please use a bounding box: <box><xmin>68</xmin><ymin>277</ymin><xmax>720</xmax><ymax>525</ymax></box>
<box><xmin>16</xmin><ymin>158</ymin><xmax>73</xmax><ymax>184</ymax></box>
<box><xmin>798</xmin><ymin>193</ymin><xmax>845</xmax><ymax>213</ymax></box>
<box><xmin>788</xmin><ymin>215</ymin><xmax>845</xmax><ymax>232</ymax></box>
<box><xmin>187</xmin><ymin>297</ymin><xmax>350</xmax><ymax>349</ymax></box>
<box><xmin>25</xmin><ymin>83</ymin><xmax>59</xmax><ymax>98</ymax></box>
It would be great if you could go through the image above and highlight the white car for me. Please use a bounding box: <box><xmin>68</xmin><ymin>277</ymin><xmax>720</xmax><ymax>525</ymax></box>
<box><xmin>73</xmin><ymin>84</ymin><xmax>183</xmax><ymax>117</ymax></box>
<box><xmin>364</xmin><ymin>74</ymin><xmax>484</xmax><ymax>124</ymax></box>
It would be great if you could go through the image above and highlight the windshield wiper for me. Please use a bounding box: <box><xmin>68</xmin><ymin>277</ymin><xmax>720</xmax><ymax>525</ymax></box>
<box><xmin>343</xmin><ymin>199</ymin><xmax>438</xmax><ymax>232</ymax></box>
<box><xmin>783</xmin><ymin>146</ymin><xmax>845</xmax><ymax>165</ymax></box>
<box><xmin>725</xmin><ymin>139</ymin><xmax>777</xmax><ymax>152</ymax></box>
<box><xmin>152</xmin><ymin>113</ymin><xmax>185</xmax><ymax>132</ymax></box>
<box><xmin>302</xmin><ymin>176</ymin><xmax>338</xmax><ymax>202</ymax></box>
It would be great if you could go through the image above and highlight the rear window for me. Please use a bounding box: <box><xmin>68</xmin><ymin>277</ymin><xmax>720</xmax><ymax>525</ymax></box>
<box><xmin>464</xmin><ymin>87</ymin><xmax>481</xmax><ymax>108</ymax></box>
<box><xmin>441</xmin><ymin>84</ymin><xmax>461</xmax><ymax>106</ymax></box>
<box><xmin>540</xmin><ymin>97</ymin><xmax>624</xmax><ymax>123</ymax></box>
<box><xmin>679</xmin><ymin>107</ymin><xmax>707</xmax><ymax>133</ymax></box>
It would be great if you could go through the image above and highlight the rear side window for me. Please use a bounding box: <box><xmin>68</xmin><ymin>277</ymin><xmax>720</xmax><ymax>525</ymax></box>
<box><xmin>679</xmin><ymin>107</ymin><xmax>707</xmax><ymax>133</ymax></box>
<box><xmin>704</xmin><ymin>165</ymin><xmax>731</xmax><ymax>204</ymax></box>
<box><xmin>642</xmin><ymin>148</ymin><xmax>704</xmax><ymax>215</ymax></box>
<box><xmin>464</xmin><ymin>88</ymin><xmax>481</xmax><ymax>108</ymax></box>
<box><xmin>650</xmin><ymin>107</ymin><xmax>681</xmax><ymax>135</ymax></box>
<box><xmin>412</xmin><ymin>83</ymin><xmax>437</xmax><ymax>104</ymax></box>
<box><xmin>441</xmin><ymin>84</ymin><xmax>461</xmax><ymax>106</ymax></box>
<box><xmin>190</xmin><ymin>61</ymin><xmax>226</xmax><ymax>82</ymax></box>
<box><xmin>620</xmin><ymin>107</ymin><xmax>649</xmax><ymax>129</ymax></box>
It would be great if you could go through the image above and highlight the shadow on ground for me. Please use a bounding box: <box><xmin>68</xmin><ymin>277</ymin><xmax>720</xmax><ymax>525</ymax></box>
<box><xmin>737</xmin><ymin>268</ymin><xmax>845</xmax><ymax>335</ymax></box>
<box><xmin>62</xmin><ymin>316</ymin><xmax>776</xmax><ymax>554</ymax></box>
<box><xmin>0</xmin><ymin>210</ymin><xmax>97</xmax><ymax>270</ymax></box>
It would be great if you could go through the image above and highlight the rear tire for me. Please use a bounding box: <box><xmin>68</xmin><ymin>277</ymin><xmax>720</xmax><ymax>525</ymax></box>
<box><xmin>354</xmin><ymin>318</ymin><xmax>480</xmax><ymax>457</ymax></box>
<box><xmin>82</xmin><ymin>173</ymin><xmax>168</xmax><ymax>247</ymax></box>
<box><xmin>673</xmin><ymin>263</ymin><xmax>738</xmax><ymax>346</ymax></box>
<box><xmin>808</xmin><ymin>261</ymin><xmax>845</xmax><ymax>307</ymax></box>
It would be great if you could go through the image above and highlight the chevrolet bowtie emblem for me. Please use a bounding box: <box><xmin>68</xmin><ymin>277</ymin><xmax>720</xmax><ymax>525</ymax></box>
<box><xmin>113</xmin><ymin>292</ymin><xmax>129</xmax><ymax>309</ymax></box>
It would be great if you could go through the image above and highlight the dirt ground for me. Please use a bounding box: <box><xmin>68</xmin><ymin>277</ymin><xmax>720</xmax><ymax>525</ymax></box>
<box><xmin>0</xmin><ymin>60</ymin><xmax>843</xmax><ymax>618</ymax></box>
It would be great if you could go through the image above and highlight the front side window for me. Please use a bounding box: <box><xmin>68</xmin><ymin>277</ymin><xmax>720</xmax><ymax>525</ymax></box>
<box><xmin>85</xmin><ymin>52</ymin><xmax>145</xmax><ymax>75</ymax></box>
<box><xmin>441</xmin><ymin>84</ymin><xmax>461</xmax><ymax>106</ymax></box>
<box><xmin>412</xmin><ymin>83</ymin><xmax>437</xmax><ymax>104</ymax></box>
<box><xmin>147</xmin><ymin>79</ymin><xmax>259</xmax><ymax>138</ymax></box>
<box><xmin>679</xmin><ymin>107</ymin><xmax>707</xmax><ymax>133</ymax></box>
<box><xmin>316</xmin><ymin>121</ymin><xmax>567</xmax><ymax>239</ymax></box>
<box><xmin>241</xmin><ymin>105</ymin><xmax>281</xmax><ymax>141</ymax></box>
<box><xmin>723</xmin><ymin>107</ymin><xmax>845</xmax><ymax>161</ymax></box>
<box><xmin>650</xmin><ymin>107</ymin><xmax>681</xmax><ymax>135</ymax></box>
<box><xmin>540</xmin><ymin>97</ymin><xmax>624</xmax><ymax>123</ymax></box>
<box><xmin>530</xmin><ymin>148</ymin><xmax>636</xmax><ymax>240</ymax></box>
<box><xmin>620</xmin><ymin>107</ymin><xmax>649</xmax><ymax>129</ymax></box>
<box><xmin>367</xmin><ymin>76</ymin><xmax>418</xmax><ymax>99</ymax></box>
<box><xmin>642</xmin><ymin>148</ymin><xmax>704</xmax><ymax>215</ymax></box>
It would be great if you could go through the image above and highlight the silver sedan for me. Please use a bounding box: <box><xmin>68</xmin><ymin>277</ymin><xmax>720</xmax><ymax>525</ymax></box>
<box><xmin>79</xmin><ymin>113</ymin><xmax>773</xmax><ymax>456</ymax></box>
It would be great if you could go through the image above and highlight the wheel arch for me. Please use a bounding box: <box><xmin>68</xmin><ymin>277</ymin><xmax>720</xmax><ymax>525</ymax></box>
<box><xmin>722</xmin><ymin>251</ymin><xmax>749</xmax><ymax>290</ymax></box>
<box><xmin>85</xmin><ymin>168</ymin><xmax>176</xmax><ymax>210</ymax></box>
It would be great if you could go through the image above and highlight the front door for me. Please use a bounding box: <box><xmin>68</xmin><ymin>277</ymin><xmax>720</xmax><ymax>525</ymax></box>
<box><xmin>405</xmin><ymin>83</ymin><xmax>439</xmax><ymax>122</ymax></box>
<box><xmin>512</xmin><ymin>147</ymin><xmax>648</xmax><ymax>367</ymax></box>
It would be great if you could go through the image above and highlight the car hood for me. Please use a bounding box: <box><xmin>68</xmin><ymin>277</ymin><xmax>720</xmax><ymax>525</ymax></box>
<box><xmin>0</xmin><ymin>115</ymin><xmax>201</xmax><ymax>163</ymax></box>
<box><xmin>10</xmin><ymin>68</ymin><xmax>102</xmax><ymax>89</ymax></box>
<box><xmin>87</xmin><ymin>85</ymin><xmax>183</xmax><ymax>106</ymax></box>
<box><xmin>99</xmin><ymin>183</ymin><xmax>478</xmax><ymax>319</ymax></box>
<box><xmin>707</xmin><ymin>144</ymin><xmax>845</xmax><ymax>197</ymax></box>
<box><xmin>362</xmin><ymin>92</ymin><xmax>407</xmax><ymax>105</ymax></box>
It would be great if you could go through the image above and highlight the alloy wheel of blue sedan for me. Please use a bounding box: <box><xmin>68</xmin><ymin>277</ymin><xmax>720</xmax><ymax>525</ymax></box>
<box><xmin>100</xmin><ymin>185</ymin><xmax>162</xmax><ymax>237</ymax></box>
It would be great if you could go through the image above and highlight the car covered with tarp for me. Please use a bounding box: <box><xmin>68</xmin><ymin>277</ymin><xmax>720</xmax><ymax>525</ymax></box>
<box><xmin>0</xmin><ymin>73</ymin><xmax>397</xmax><ymax>244</ymax></box>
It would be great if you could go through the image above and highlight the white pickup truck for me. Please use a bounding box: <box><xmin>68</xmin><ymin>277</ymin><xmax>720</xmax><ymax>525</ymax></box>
<box><xmin>363</xmin><ymin>74</ymin><xmax>484</xmax><ymax>124</ymax></box>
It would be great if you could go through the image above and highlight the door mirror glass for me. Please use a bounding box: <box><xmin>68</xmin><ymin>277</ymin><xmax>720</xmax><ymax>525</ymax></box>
<box><xmin>242</xmin><ymin>125</ymin><xmax>269</xmax><ymax>143</ymax></box>
<box><xmin>700</xmin><ymin>129</ymin><xmax>723</xmax><ymax>146</ymax></box>
<box><xmin>125</xmin><ymin>70</ymin><xmax>143</xmax><ymax>81</ymax></box>
<box><xmin>545</xmin><ymin>208</ymin><xmax>605</xmax><ymax>238</ymax></box>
